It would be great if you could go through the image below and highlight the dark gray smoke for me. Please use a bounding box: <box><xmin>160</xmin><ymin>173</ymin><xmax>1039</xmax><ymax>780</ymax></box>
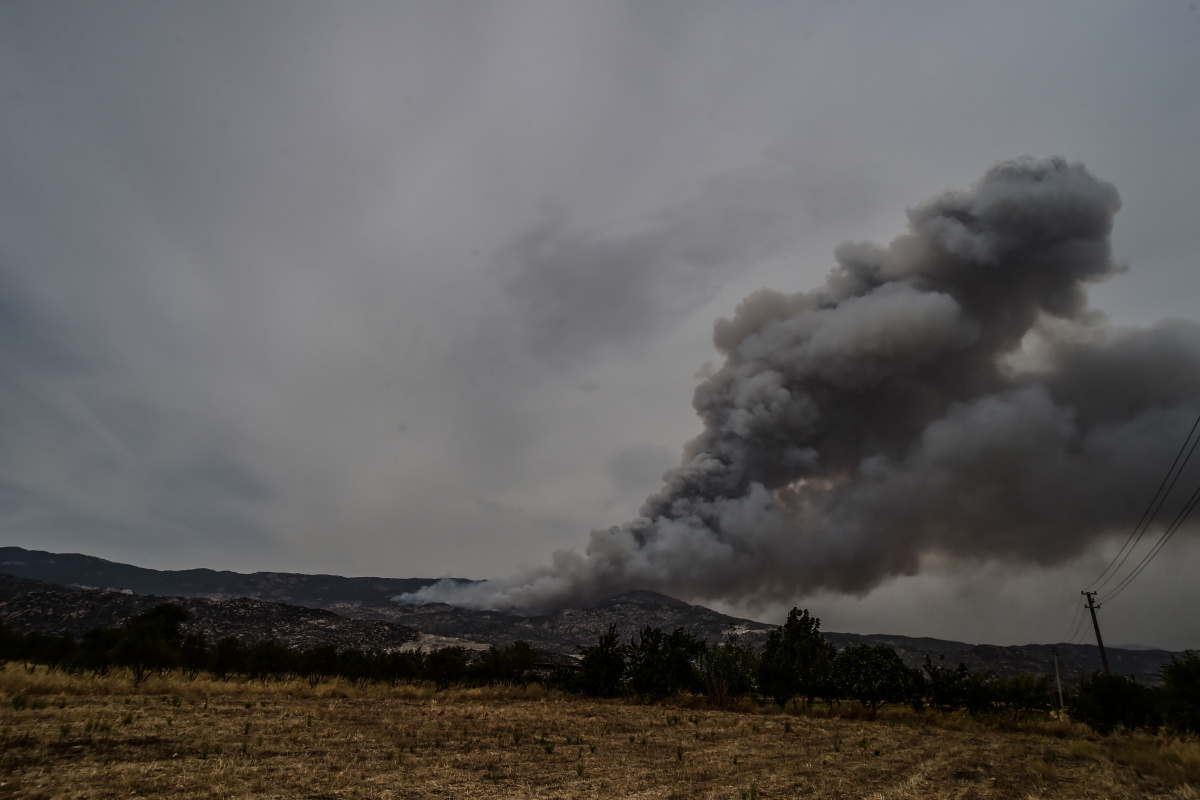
<box><xmin>404</xmin><ymin>157</ymin><xmax>1200</xmax><ymax>613</ymax></box>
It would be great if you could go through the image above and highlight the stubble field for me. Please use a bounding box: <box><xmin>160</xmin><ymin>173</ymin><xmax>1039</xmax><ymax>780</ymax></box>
<box><xmin>1</xmin><ymin>667</ymin><xmax>1198</xmax><ymax>799</ymax></box>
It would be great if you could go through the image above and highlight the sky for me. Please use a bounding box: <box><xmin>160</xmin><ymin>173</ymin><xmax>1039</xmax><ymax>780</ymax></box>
<box><xmin>2</xmin><ymin>2</ymin><xmax>1199</xmax><ymax>649</ymax></box>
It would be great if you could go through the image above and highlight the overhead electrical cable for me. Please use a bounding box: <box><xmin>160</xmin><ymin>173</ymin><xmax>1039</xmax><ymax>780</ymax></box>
<box><xmin>1101</xmin><ymin>478</ymin><xmax>1200</xmax><ymax>603</ymax></box>
<box><xmin>1062</xmin><ymin>597</ymin><xmax>1085</xmax><ymax>644</ymax></box>
<box><xmin>1088</xmin><ymin>412</ymin><xmax>1200</xmax><ymax>593</ymax></box>
<box><xmin>1067</xmin><ymin>598</ymin><xmax>1091</xmax><ymax>643</ymax></box>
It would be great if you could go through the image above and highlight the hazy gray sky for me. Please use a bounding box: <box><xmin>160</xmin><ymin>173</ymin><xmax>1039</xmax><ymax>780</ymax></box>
<box><xmin>2</xmin><ymin>2</ymin><xmax>1199</xmax><ymax>648</ymax></box>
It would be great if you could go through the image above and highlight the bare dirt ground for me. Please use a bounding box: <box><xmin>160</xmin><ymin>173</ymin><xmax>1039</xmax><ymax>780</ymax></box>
<box><xmin>1</xmin><ymin>666</ymin><xmax>1197</xmax><ymax>799</ymax></box>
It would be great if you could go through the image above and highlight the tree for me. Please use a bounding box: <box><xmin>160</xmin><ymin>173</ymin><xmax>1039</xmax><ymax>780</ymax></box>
<box><xmin>301</xmin><ymin>645</ymin><xmax>340</xmax><ymax>687</ymax></box>
<box><xmin>1162</xmin><ymin>652</ymin><xmax>1200</xmax><ymax>734</ymax></box>
<box><xmin>337</xmin><ymin>648</ymin><xmax>377</xmax><ymax>687</ymax></box>
<box><xmin>695</xmin><ymin>635</ymin><xmax>758</xmax><ymax>707</ymax></box>
<box><xmin>383</xmin><ymin>650</ymin><xmax>424</xmax><ymax>686</ymax></box>
<box><xmin>423</xmin><ymin>646</ymin><xmax>469</xmax><ymax>689</ymax></box>
<box><xmin>625</xmin><ymin>626</ymin><xmax>704</xmax><ymax>702</ymax></box>
<box><xmin>209</xmin><ymin>637</ymin><xmax>248</xmax><ymax>681</ymax></box>
<box><xmin>247</xmin><ymin>640</ymin><xmax>297</xmax><ymax>683</ymax></box>
<box><xmin>113</xmin><ymin>604</ymin><xmax>190</xmax><ymax>684</ymax></box>
<box><xmin>470</xmin><ymin>641</ymin><xmax>539</xmax><ymax>685</ymax></box>
<box><xmin>180</xmin><ymin>633</ymin><xmax>208</xmax><ymax>680</ymax></box>
<box><xmin>994</xmin><ymin>674</ymin><xmax>1050</xmax><ymax>721</ymax></box>
<box><xmin>0</xmin><ymin>623</ymin><xmax>23</xmax><ymax>664</ymax></box>
<box><xmin>835</xmin><ymin>645</ymin><xmax>913</xmax><ymax>710</ymax></box>
<box><xmin>578</xmin><ymin>624</ymin><xmax>626</xmax><ymax>698</ymax></box>
<box><xmin>1068</xmin><ymin>673</ymin><xmax>1161</xmax><ymax>734</ymax></box>
<box><xmin>757</xmin><ymin>608</ymin><xmax>836</xmax><ymax>709</ymax></box>
<box><xmin>919</xmin><ymin>654</ymin><xmax>971</xmax><ymax>711</ymax></box>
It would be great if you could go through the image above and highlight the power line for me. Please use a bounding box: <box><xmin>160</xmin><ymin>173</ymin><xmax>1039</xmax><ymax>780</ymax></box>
<box><xmin>1062</xmin><ymin>596</ymin><xmax>1085</xmax><ymax>643</ymax></box>
<box><xmin>1101</xmin><ymin>478</ymin><xmax>1200</xmax><ymax>603</ymax></box>
<box><xmin>1066</xmin><ymin>598</ymin><xmax>1089</xmax><ymax>643</ymax></box>
<box><xmin>1088</xmin><ymin>412</ymin><xmax>1200</xmax><ymax>594</ymax></box>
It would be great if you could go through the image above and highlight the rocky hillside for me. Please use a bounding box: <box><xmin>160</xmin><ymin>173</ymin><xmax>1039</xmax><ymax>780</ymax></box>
<box><xmin>0</xmin><ymin>574</ymin><xmax>417</xmax><ymax>652</ymax></box>
<box><xmin>0</xmin><ymin>546</ymin><xmax>438</xmax><ymax>609</ymax></box>
<box><xmin>0</xmin><ymin>547</ymin><xmax>1186</xmax><ymax>680</ymax></box>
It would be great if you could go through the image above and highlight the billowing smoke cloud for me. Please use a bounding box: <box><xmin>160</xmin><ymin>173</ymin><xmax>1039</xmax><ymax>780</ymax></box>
<box><xmin>404</xmin><ymin>157</ymin><xmax>1200</xmax><ymax>613</ymax></box>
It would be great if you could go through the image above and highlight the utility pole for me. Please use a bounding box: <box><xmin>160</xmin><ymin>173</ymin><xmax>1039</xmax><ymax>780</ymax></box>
<box><xmin>1081</xmin><ymin>591</ymin><xmax>1111</xmax><ymax>674</ymax></box>
<box><xmin>1052</xmin><ymin>646</ymin><xmax>1065</xmax><ymax>712</ymax></box>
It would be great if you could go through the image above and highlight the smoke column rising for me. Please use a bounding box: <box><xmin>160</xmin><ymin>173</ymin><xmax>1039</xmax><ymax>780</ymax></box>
<box><xmin>404</xmin><ymin>157</ymin><xmax>1200</xmax><ymax>613</ymax></box>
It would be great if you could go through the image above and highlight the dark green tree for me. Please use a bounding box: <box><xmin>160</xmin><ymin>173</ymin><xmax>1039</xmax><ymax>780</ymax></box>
<box><xmin>757</xmin><ymin>608</ymin><xmax>836</xmax><ymax>709</ymax></box>
<box><xmin>209</xmin><ymin>637</ymin><xmax>248</xmax><ymax>681</ymax></box>
<box><xmin>338</xmin><ymin>648</ymin><xmax>378</xmax><ymax>687</ymax></box>
<box><xmin>301</xmin><ymin>645</ymin><xmax>340</xmax><ymax>687</ymax></box>
<box><xmin>1161</xmin><ymin>653</ymin><xmax>1200</xmax><ymax>734</ymax></box>
<box><xmin>0</xmin><ymin>622</ymin><xmax>23</xmax><ymax>664</ymax></box>
<box><xmin>578</xmin><ymin>624</ymin><xmax>627</xmax><ymax>698</ymax></box>
<box><xmin>383</xmin><ymin>650</ymin><xmax>424</xmax><ymax>686</ymax></box>
<box><xmin>470</xmin><ymin>641</ymin><xmax>538</xmax><ymax>685</ymax></box>
<box><xmin>423</xmin><ymin>646</ymin><xmax>470</xmax><ymax>689</ymax></box>
<box><xmin>1161</xmin><ymin>652</ymin><xmax>1200</xmax><ymax>734</ymax></box>
<box><xmin>994</xmin><ymin>674</ymin><xmax>1051</xmax><ymax>721</ymax></box>
<box><xmin>180</xmin><ymin>633</ymin><xmax>208</xmax><ymax>680</ymax></box>
<box><xmin>919</xmin><ymin>654</ymin><xmax>971</xmax><ymax>711</ymax></box>
<box><xmin>625</xmin><ymin>626</ymin><xmax>704</xmax><ymax>702</ymax></box>
<box><xmin>113</xmin><ymin>604</ymin><xmax>190</xmax><ymax>684</ymax></box>
<box><xmin>835</xmin><ymin>644</ymin><xmax>913</xmax><ymax>710</ymax></box>
<box><xmin>1068</xmin><ymin>673</ymin><xmax>1161</xmax><ymax>734</ymax></box>
<box><xmin>695</xmin><ymin>635</ymin><xmax>758</xmax><ymax>707</ymax></box>
<box><xmin>247</xmin><ymin>639</ymin><xmax>297</xmax><ymax>683</ymax></box>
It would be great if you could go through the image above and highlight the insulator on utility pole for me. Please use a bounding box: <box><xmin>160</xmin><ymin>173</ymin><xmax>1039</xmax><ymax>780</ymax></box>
<box><xmin>1081</xmin><ymin>591</ymin><xmax>1110</xmax><ymax>674</ymax></box>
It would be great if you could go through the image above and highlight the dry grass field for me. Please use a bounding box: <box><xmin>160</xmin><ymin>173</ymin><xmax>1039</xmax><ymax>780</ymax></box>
<box><xmin>1</xmin><ymin>666</ymin><xmax>1198</xmax><ymax>799</ymax></box>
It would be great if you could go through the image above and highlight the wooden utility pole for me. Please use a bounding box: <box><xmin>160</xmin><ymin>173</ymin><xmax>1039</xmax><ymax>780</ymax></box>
<box><xmin>1081</xmin><ymin>591</ymin><xmax>1111</xmax><ymax>674</ymax></box>
<box><xmin>1052</xmin><ymin>646</ymin><xmax>1065</xmax><ymax>711</ymax></box>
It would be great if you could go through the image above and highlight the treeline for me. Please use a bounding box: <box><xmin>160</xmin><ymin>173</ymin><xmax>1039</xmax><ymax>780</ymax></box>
<box><xmin>3</xmin><ymin>604</ymin><xmax>1197</xmax><ymax>736</ymax></box>
<box><xmin>0</xmin><ymin>604</ymin><xmax>536</xmax><ymax>689</ymax></box>
<box><xmin>564</xmin><ymin>609</ymin><xmax>1200</xmax><ymax>736</ymax></box>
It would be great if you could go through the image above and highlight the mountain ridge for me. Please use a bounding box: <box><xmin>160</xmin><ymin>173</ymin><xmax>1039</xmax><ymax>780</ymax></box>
<box><xmin>0</xmin><ymin>546</ymin><xmax>1185</xmax><ymax>681</ymax></box>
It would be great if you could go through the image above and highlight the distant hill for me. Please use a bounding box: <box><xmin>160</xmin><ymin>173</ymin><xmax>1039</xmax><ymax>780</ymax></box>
<box><xmin>0</xmin><ymin>546</ymin><xmax>1184</xmax><ymax>681</ymax></box>
<box><xmin>0</xmin><ymin>546</ymin><xmax>439</xmax><ymax>608</ymax></box>
<box><xmin>0</xmin><ymin>573</ymin><xmax>417</xmax><ymax>652</ymax></box>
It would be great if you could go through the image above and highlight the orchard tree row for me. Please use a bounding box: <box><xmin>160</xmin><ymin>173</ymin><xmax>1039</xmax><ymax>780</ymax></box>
<box><xmin>2</xmin><ymin>603</ymin><xmax>1197</xmax><ymax>736</ymax></box>
<box><xmin>0</xmin><ymin>604</ymin><xmax>534</xmax><ymax>689</ymax></box>
<box><xmin>565</xmin><ymin>608</ymin><xmax>1200</xmax><ymax>736</ymax></box>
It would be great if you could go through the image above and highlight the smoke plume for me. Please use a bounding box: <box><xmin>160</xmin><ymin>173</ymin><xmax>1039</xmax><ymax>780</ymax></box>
<box><xmin>404</xmin><ymin>157</ymin><xmax>1200</xmax><ymax>613</ymax></box>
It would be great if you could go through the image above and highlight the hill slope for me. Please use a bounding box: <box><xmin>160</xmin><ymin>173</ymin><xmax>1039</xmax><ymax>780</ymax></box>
<box><xmin>0</xmin><ymin>546</ymin><xmax>1183</xmax><ymax>680</ymax></box>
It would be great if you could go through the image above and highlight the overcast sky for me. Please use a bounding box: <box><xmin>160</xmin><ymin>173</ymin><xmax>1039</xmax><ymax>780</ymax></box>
<box><xmin>2</xmin><ymin>2</ymin><xmax>1199</xmax><ymax>649</ymax></box>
